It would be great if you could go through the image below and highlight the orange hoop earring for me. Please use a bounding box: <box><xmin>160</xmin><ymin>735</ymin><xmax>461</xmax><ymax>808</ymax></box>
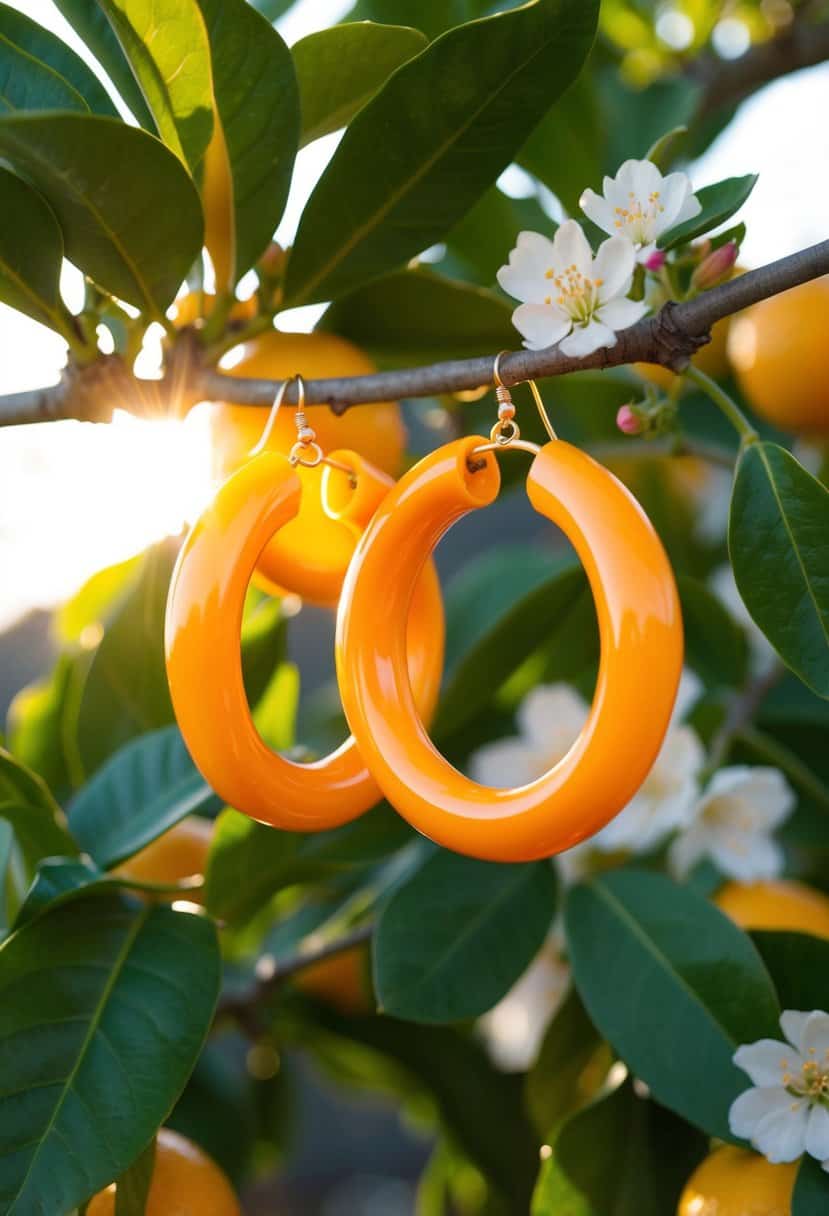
<box><xmin>335</xmin><ymin>384</ymin><xmax>682</xmax><ymax>862</ymax></box>
<box><xmin>165</xmin><ymin>408</ymin><xmax>444</xmax><ymax>832</ymax></box>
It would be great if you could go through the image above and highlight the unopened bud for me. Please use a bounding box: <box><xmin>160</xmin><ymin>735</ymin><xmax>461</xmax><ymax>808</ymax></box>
<box><xmin>644</xmin><ymin>249</ymin><xmax>666</xmax><ymax>272</ymax></box>
<box><xmin>692</xmin><ymin>241</ymin><xmax>738</xmax><ymax>291</ymax></box>
<box><xmin>616</xmin><ymin>404</ymin><xmax>644</xmax><ymax>435</ymax></box>
<box><xmin>257</xmin><ymin>242</ymin><xmax>286</xmax><ymax>281</ymax></box>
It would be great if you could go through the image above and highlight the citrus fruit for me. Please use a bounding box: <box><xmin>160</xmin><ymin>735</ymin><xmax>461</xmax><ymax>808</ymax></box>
<box><xmin>116</xmin><ymin>818</ymin><xmax>213</xmax><ymax>899</ymax></box>
<box><xmin>294</xmin><ymin>945</ymin><xmax>372</xmax><ymax>1015</ymax></box>
<box><xmin>728</xmin><ymin>277</ymin><xmax>829</xmax><ymax>434</ymax></box>
<box><xmin>715</xmin><ymin>879</ymin><xmax>829</xmax><ymax>939</ymax></box>
<box><xmin>87</xmin><ymin>1128</ymin><xmax>240</xmax><ymax>1216</ymax></box>
<box><xmin>169</xmin><ymin>291</ymin><xmax>256</xmax><ymax>329</ymax></box>
<box><xmin>677</xmin><ymin>1145</ymin><xmax>796</xmax><ymax>1215</ymax></box>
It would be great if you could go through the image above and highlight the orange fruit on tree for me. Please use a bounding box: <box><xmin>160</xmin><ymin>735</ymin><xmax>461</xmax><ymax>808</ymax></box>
<box><xmin>714</xmin><ymin>879</ymin><xmax>829</xmax><ymax>939</ymax></box>
<box><xmin>209</xmin><ymin>329</ymin><xmax>406</xmax><ymax>480</ymax></box>
<box><xmin>728</xmin><ymin>276</ymin><xmax>829</xmax><ymax>434</ymax></box>
<box><xmin>116</xmin><ymin>818</ymin><xmax>213</xmax><ymax>900</ymax></box>
<box><xmin>87</xmin><ymin>1128</ymin><xmax>240</xmax><ymax>1216</ymax></box>
<box><xmin>169</xmin><ymin>291</ymin><xmax>257</xmax><ymax>329</ymax></box>
<box><xmin>293</xmin><ymin>945</ymin><xmax>372</xmax><ymax>1015</ymax></box>
<box><xmin>677</xmin><ymin>1146</ymin><xmax>796</xmax><ymax>1215</ymax></box>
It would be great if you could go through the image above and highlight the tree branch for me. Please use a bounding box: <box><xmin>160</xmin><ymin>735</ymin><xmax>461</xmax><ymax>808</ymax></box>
<box><xmin>2</xmin><ymin>240</ymin><xmax>828</xmax><ymax>426</ymax></box>
<box><xmin>691</xmin><ymin>17</ymin><xmax>829</xmax><ymax>121</ymax></box>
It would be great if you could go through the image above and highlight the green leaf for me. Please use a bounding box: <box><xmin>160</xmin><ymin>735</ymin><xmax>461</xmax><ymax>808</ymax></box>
<box><xmin>0</xmin><ymin>748</ymin><xmax>77</xmax><ymax>871</ymax></box>
<box><xmin>14</xmin><ymin>857</ymin><xmax>114</xmax><ymax>929</ymax></box>
<box><xmin>321</xmin><ymin>266</ymin><xmax>514</xmax><ymax>364</ymax></box>
<box><xmin>677</xmin><ymin>574</ymin><xmax>748</xmax><ymax>689</ymax></box>
<box><xmin>729</xmin><ymin>442</ymin><xmax>829</xmax><ymax>698</ymax></box>
<box><xmin>50</xmin><ymin>0</ymin><xmax>156</xmax><ymax>127</ymax></box>
<box><xmin>0</xmin><ymin>32</ymin><xmax>88</xmax><ymax>113</ymax></box>
<box><xmin>6</xmin><ymin>654</ymin><xmax>78</xmax><ymax>802</ymax></box>
<box><xmin>532</xmin><ymin>1078</ymin><xmax>707</xmax><ymax>1215</ymax></box>
<box><xmin>436</xmin><ymin>563</ymin><xmax>593</xmax><ymax>738</ymax></box>
<box><xmin>444</xmin><ymin>186</ymin><xmax>553</xmax><ymax>287</ymax></box>
<box><xmin>198</xmin><ymin>0</ymin><xmax>299</xmax><ymax>279</ymax></box>
<box><xmin>525</xmin><ymin>987</ymin><xmax>605</xmax><ymax>1136</ymax></box>
<box><xmin>0</xmin><ymin>3</ymin><xmax>118</xmax><ymax>116</ymax></box>
<box><xmin>565</xmin><ymin>869</ymin><xmax>780</xmax><ymax>1139</ymax></box>
<box><xmin>285</xmin><ymin>0</ymin><xmax>600</xmax><ymax>304</ymax></box>
<box><xmin>343</xmin><ymin>1</ymin><xmax>490</xmax><ymax>40</ymax></box>
<box><xmin>250</xmin><ymin>0</ymin><xmax>295</xmax><ymax>18</ymax></box>
<box><xmin>659</xmin><ymin>174</ymin><xmax>758</xmax><ymax>250</ymax></box>
<box><xmin>374</xmin><ymin>850</ymin><xmax>557</xmax><ymax>1023</ymax></box>
<box><xmin>518</xmin><ymin>68</ymin><xmax>602</xmax><ymax>216</ymax></box>
<box><xmin>69</xmin><ymin>726</ymin><xmax>219</xmax><ymax>870</ymax></box>
<box><xmin>0</xmin><ymin>895</ymin><xmax>219</xmax><ymax>1214</ymax></box>
<box><xmin>114</xmin><ymin>1139</ymin><xmax>155</xmax><ymax>1216</ymax></box>
<box><xmin>0</xmin><ymin>113</ymin><xmax>203</xmax><ymax>313</ymax></box>
<box><xmin>205</xmin><ymin>804</ymin><xmax>413</xmax><ymax>925</ymax></box>
<box><xmin>0</xmin><ymin>167</ymin><xmax>66</xmax><ymax>332</ymax></box>
<box><xmin>294</xmin><ymin>22</ymin><xmax>427</xmax><ymax>147</ymax></box>
<box><xmin>752</xmin><ymin>930</ymin><xmax>829</xmax><ymax>1011</ymax></box>
<box><xmin>794</xmin><ymin>1154</ymin><xmax>829</xmax><ymax>1216</ymax></box>
<box><xmin>93</xmin><ymin>0</ymin><xmax>213</xmax><ymax>173</ymax></box>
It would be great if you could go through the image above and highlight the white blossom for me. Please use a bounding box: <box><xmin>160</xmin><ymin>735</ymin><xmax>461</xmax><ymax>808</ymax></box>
<box><xmin>496</xmin><ymin>220</ymin><xmax>647</xmax><ymax>357</ymax></box>
<box><xmin>730</xmin><ymin>1011</ymin><xmax>829</xmax><ymax>1166</ymax></box>
<box><xmin>478</xmin><ymin>930</ymin><xmax>570</xmax><ymax>1072</ymax></box>
<box><xmin>580</xmin><ymin>158</ymin><xmax>701</xmax><ymax>263</ymax></box>
<box><xmin>669</xmin><ymin>766</ymin><xmax>795</xmax><ymax>882</ymax></box>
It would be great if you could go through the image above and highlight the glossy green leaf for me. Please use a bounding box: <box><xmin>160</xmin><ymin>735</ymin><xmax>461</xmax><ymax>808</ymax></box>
<box><xmin>0</xmin><ymin>3</ymin><xmax>118</xmax><ymax>116</ymax></box>
<box><xmin>752</xmin><ymin>931</ymin><xmax>829</xmax><ymax>1012</ymax></box>
<box><xmin>114</xmin><ymin>1140</ymin><xmax>155</xmax><ymax>1216</ymax></box>
<box><xmin>285</xmin><ymin>0</ymin><xmax>600</xmax><ymax>304</ymax></box>
<box><xmin>730</xmin><ymin>442</ymin><xmax>829</xmax><ymax>697</ymax></box>
<box><xmin>565</xmin><ymin>869</ymin><xmax>780</xmax><ymax>1138</ymax></box>
<box><xmin>0</xmin><ymin>748</ymin><xmax>77</xmax><ymax>870</ymax></box>
<box><xmin>51</xmin><ymin>0</ymin><xmax>156</xmax><ymax>126</ymax></box>
<box><xmin>436</xmin><ymin>563</ymin><xmax>592</xmax><ymax>738</ymax></box>
<box><xmin>294</xmin><ymin>22</ymin><xmax>427</xmax><ymax>147</ymax></box>
<box><xmin>443</xmin><ymin>185</ymin><xmax>553</xmax><ymax>287</ymax></box>
<box><xmin>249</xmin><ymin>0</ymin><xmax>294</xmax><ymax>18</ymax></box>
<box><xmin>0</xmin><ymin>113</ymin><xmax>203</xmax><ymax>313</ymax></box>
<box><xmin>518</xmin><ymin>68</ymin><xmax>602</xmax><ymax>216</ymax></box>
<box><xmin>0</xmin><ymin>29</ymin><xmax>88</xmax><ymax>113</ymax></box>
<box><xmin>343</xmin><ymin>1</ymin><xmax>487</xmax><ymax>39</ymax></box>
<box><xmin>794</xmin><ymin>1155</ymin><xmax>829</xmax><ymax>1216</ymax></box>
<box><xmin>198</xmin><ymin>0</ymin><xmax>299</xmax><ymax>279</ymax></box>
<box><xmin>525</xmin><ymin>987</ymin><xmax>605</xmax><ymax>1136</ymax></box>
<box><xmin>598</xmin><ymin>73</ymin><xmax>698</xmax><ymax>175</ymax></box>
<box><xmin>0</xmin><ymin>895</ymin><xmax>219</xmax><ymax>1215</ymax></box>
<box><xmin>659</xmin><ymin>174</ymin><xmax>758</xmax><ymax>250</ymax></box>
<box><xmin>0</xmin><ymin>167</ymin><xmax>65</xmax><ymax>331</ymax></box>
<box><xmin>321</xmin><ymin>266</ymin><xmax>513</xmax><ymax>364</ymax></box>
<box><xmin>6</xmin><ymin>653</ymin><xmax>84</xmax><ymax>802</ymax></box>
<box><xmin>677</xmin><ymin>574</ymin><xmax>748</xmax><ymax>688</ymax></box>
<box><xmin>93</xmin><ymin>0</ymin><xmax>213</xmax><ymax>173</ymax></box>
<box><xmin>69</xmin><ymin>726</ymin><xmax>219</xmax><ymax>869</ymax></box>
<box><xmin>374</xmin><ymin>850</ymin><xmax>557</xmax><ymax>1023</ymax></box>
<box><xmin>14</xmin><ymin>857</ymin><xmax>114</xmax><ymax>929</ymax></box>
<box><xmin>532</xmin><ymin>1078</ymin><xmax>707</xmax><ymax>1215</ymax></box>
<box><xmin>205</xmin><ymin>804</ymin><xmax>413</xmax><ymax>925</ymax></box>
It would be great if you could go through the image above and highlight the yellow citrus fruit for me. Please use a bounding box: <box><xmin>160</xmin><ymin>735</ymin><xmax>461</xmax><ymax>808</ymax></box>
<box><xmin>169</xmin><ymin>291</ymin><xmax>256</xmax><ymax>329</ymax></box>
<box><xmin>294</xmin><ymin>946</ymin><xmax>372</xmax><ymax>1015</ymax></box>
<box><xmin>116</xmin><ymin>818</ymin><xmax>213</xmax><ymax>899</ymax></box>
<box><xmin>88</xmin><ymin>1128</ymin><xmax>240</xmax><ymax>1216</ymax></box>
<box><xmin>636</xmin><ymin>314</ymin><xmax>731</xmax><ymax>389</ymax></box>
<box><xmin>715</xmin><ymin>879</ymin><xmax>829</xmax><ymax>939</ymax></box>
<box><xmin>209</xmin><ymin>329</ymin><xmax>406</xmax><ymax>480</ymax></box>
<box><xmin>202</xmin><ymin>118</ymin><xmax>235</xmax><ymax>295</ymax></box>
<box><xmin>728</xmin><ymin>276</ymin><xmax>829</xmax><ymax>434</ymax></box>
<box><xmin>677</xmin><ymin>1146</ymin><xmax>796</xmax><ymax>1215</ymax></box>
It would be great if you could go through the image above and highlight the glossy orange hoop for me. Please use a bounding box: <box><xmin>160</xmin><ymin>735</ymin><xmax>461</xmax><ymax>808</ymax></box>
<box><xmin>165</xmin><ymin>449</ymin><xmax>444</xmax><ymax>831</ymax></box>
<box><xmin>336</xmin><ymin>435</ymin><xmax>683</xmax><ymax>862</ymax></box>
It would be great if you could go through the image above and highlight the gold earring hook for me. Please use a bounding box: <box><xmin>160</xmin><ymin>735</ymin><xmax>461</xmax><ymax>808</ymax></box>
<box><xmin>251</xmin><ymin>376</ymin><xmax>291</xmax><ymax>455</ymax></box>
<box><xmin>527</xmin><ymin>379</ymin><xmax>558</xmax><ymax>442</ymax></box>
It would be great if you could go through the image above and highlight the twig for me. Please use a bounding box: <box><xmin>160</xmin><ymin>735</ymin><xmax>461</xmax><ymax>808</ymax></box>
<box><xmin>2</xmin><ymin>241</ymin><xmax>829</xmax><ymax>426</ymax></box>
<box><xmin>705</xmin><ymin>663</ymin><xmax>787</xmax><ymax>775</ymax></box>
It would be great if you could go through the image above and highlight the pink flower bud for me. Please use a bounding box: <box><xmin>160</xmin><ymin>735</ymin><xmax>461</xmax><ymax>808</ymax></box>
<box><xmin>644</xmin><ymin>250</ymin><xmax>666</xmax><ymax>272</ymax></box>
<box><xmin>616</xmin><ymin>405</ymin><xmax>643</xmax><ymax>435</ymax></box>
<box><xmin>692</xmin><ymin>241</ymin><xmax>738</xmax><ymax>291</ymax></box>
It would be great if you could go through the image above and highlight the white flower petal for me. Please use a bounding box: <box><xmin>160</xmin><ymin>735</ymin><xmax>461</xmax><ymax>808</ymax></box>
<box><xmin>511</xmin><ymin>303</ymin><xmax>571</xmax><ymax>352</ymax></box>
<box><xmin>729</xmin><ymin>1085</ymin><xmax>791</xmax><ymax>1139</ymax></box>
<box><xmin>559</xmin><ymin>319</ymin><xmax>617</xmax><ymax>357</ymax></box>
<box><xmin>615</xmin><ymin>159</ymin><xmax>661</xmax><ymax>198</ymax></box>
<box><xmin>469</xmin><ymin>738</ymin><xmax>545</xmax><ymax>789</ymax></box>
<box><xmin>496</xmin><ymin>231</ymin><xmax>557</xmax><ymax>304</ymax></box>
<box><xmin>579</xmin><ymin>188</ymin><xmax>616</xmax><ymax>237</ymax></box>
<box><xmin>593</xmin><ymin>235</ymin><xmax>636</xmax><ymax>299</ymax></box>
<box><xmin>658</xmin><ymin>172</ymin><xmax>695</xmax><ymax>230</ymax></box>
<box><xmin>781</xmin><ymin>1011</ymin><xmax>814</xmax><ymax>1056</ymax></box>
<box><xmin>668</xmin><ymin>822</ymin><xmax>708</xmax><ymax>879</ymax></box>
<box><xmin>479</xmin><ymin>945</ymin><xmax>570</xmax><ymax>1072</ymax></box>
<box><xmin>806</xmin><ymin>1104</ymin><xmax>829</xmax><ymax>1161</ymax></box>
<box><xmin>801</xmin><ymin>1011</ymin><xmax>829</xmax><ymax>1060</ymax></box>
<box><xmin>741</xmin><ymin>769</ymin><xmax>796</xmax><ymax>830</ymax></box>
<box><xmin>517</xmin><ymin>684</ymin><xmax>588</xmax><ymax>753</ymax></box>
<box><xmin>635</xmin><ymin>241</ymin><xmax>658</xmax><ymax>265</ymax></box>
<box><xmin>552</xmin><ymin>219</ymin><xmax>593</xmax><ymax>275</ymax></box>
<box><xmin>753</xmin><ymin>1098</ymin><xmax>810</xmax><ymax>1162</ymax></box>
<box><xmin>595</xmin><ymin>297</ymin><xmax>648</xmax><ymax>331</ymax></box>
<box><xmin>709</xmin><ymin>831</ymin><xmax>784</xmax><ymax>883</ymax></box>
<box><xmin>675</xmin><ymin>190</ymin><xmax>703</xmax><ymax>225</ymax></box>
<box><xmin>734</xmin><ymin>1040</ymin><xmax>794</xmax><ymax>1087</ymax></box>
